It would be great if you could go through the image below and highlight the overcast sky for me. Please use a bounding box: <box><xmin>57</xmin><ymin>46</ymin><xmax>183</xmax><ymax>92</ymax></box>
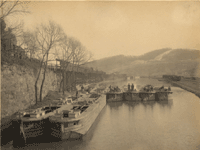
<box><xmin>7</xmin><ymin>1</ymin><xmax>200</xmax><ymax>60</ymax></box>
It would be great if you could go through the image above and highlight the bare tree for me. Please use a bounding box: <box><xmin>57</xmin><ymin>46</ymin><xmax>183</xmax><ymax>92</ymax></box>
<box><xmin>54</xmin><ymin>35</ymin><xmax>73</xmax><ymax>94</ymax></box>
<box><xmin>24</xmin><ymin>20</ymin><xmax>65</xmax><ymax>103</ymax></box>
<box><xmin>54</xmin><ymin>36</ymin><xmax>93</xmax><ymax>94</ymax></box>
<box><xmin>74</xmin><ymin>45</ymin><xmax>93</xmax><ymax>67</ymax></box>
<box><xmin>68</xmin><ymin>37</ymin><xmax>93</xmax><ymax>89</ymax></box>
<box><xmin>0</xmin><ymin>0</ymin><xmax>30</xmax><ymax>19</ymax></box>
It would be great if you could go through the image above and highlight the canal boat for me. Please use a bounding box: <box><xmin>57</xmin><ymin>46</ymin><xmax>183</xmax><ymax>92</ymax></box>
<box><xmin>49</xmin><ymin>93</ymin><xmax>106</xmax><ymax>140</ymax></box>
<box><xmin>109</xmin><ymin>84</ymin><xmax>173</xmax><ymax>101</ymax></box>
<box><xmin>106</xmin><ymin>86</ymin><xmax>124</xmax><ymax>102</ymax></box>
<box><xmin>123</xmin><ymin>91</ymin><xmax>156</xmax><ymax>101</ymax></box>
<box><xmin>138</xmin><ymin>85</ymin><xmax>156</xmax><ymax>101</ymax></box>
<box><xmin>123</xmin><ymin>84</ymin><xmax>155</xmax><ymax>101</ymax></box>
<box><xmin>123</xmin><ymin>91</ymin><xmax>142</xmax><ymax>101</ymax></box>
<box><xmin>106</xmin><ymin>92</ymin><xmax>124</xmax><ymax>102</ymax></box>
<box><xmin>12</xmin><ymin>97</ymin><xmax>73</xmax><ymax>147</ymax></box>
<box><xmin>154</xmin><ymin>86</ymin><xmax>173</xmax><ymax>101</ymax></box>
<box><xmin>137</xmin><ymin>85</ymin><xmax>172</xmax><ymax>101</ymax></box>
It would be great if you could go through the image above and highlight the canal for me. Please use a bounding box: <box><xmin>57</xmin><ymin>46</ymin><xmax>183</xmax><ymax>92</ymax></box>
<box><xmin>14</xmin><ymin>78</ymin><xmax>200</xmax><ymax>150</ymax></box>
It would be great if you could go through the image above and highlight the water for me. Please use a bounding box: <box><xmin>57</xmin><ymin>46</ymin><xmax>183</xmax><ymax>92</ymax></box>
<box><xmin>13</xmin><ymin>78</ymin><xmax>200</xmax><ymax>150</ymax></box>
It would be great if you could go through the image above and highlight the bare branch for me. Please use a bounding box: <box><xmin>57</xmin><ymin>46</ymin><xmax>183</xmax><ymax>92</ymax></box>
<box><xmin>1</xmin><ymin>1</ymin><xmax>30</xmax><ymax>19</ymax></box>
<box><xmin>0</xmin><ymin>1</ymin><xmax>7</xmax><ymax>8</ymax></box>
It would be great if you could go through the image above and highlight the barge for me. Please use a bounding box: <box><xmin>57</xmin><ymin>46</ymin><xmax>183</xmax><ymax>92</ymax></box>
<box><xmin>106</xmin><ymin>92</ymin><xmax>123</xmax><ymax>102</ymax></box>
<box><xmin>106</xmin><ymin>84</ymin><xmax>172</xmax><ymax>102</ymax></box>
<box><xmin>154</xmin><ymin>86</ymin><xmax>173</xmax><ymax>101</ymax></box>
<box><xmin>12</xmin><ymin>98</ymin><xmax>73</xmax><ymax>147</ymax></box>
<box><xmin>49</xmin><ymin>94</ymin><xmax>106</xmax><ymax>140</ymax></box>
<box><xmin>106</xmin><ymin>85</ymin><xmax>124</xmax><ymax>102</ymax></box>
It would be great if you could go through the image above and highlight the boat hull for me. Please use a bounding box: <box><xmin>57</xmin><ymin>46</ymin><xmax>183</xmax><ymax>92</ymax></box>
<box><xmin>106</xmin><ymin>93</ymin><xmax>123</xmax><ymax>102</ymax></box>
<box><xmin>107</xmin><ymin>91</ymin><xmax>172</xmax><ymax>101</ymax></box>
<box><xmin>155</xmin><ymin>92</ymin><xmax>172</xmax><ymax>101</ymax></box>
<box><xmin>62</xmin><ymin>95</ymin><xmax>106</xmax><ymax>140</ymax></box>
<box><xmin>123</xmin><ymin>92</ymin><xmax>141</xmax><ymax>101</ymax></box>
<box><xmin>62</xmin><ymin>131</ymin><xmax>83</xmax><ymax>140</ymax></box>
<box><xmin>12</xmin><ymin>118</ymin><xmax>51</xmax><ymax>148</ymax></box>
<box><xmin>49</xmin><ymin>95</ymin><xmax>106</xmax><ymax>140</ymax></box>
<box><xmin>139</xmin><ymin>92</ymin><xmax>156</xmax><ymax>101</ymax></box>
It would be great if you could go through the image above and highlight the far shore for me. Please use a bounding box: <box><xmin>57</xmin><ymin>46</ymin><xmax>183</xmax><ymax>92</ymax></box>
<box><xmin>157</xmin><ymin>78</ymin><xmax>200</xmax><ymax>98</ymax></box>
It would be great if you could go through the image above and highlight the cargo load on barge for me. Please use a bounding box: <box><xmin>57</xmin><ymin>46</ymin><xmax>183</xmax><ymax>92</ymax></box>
<box><xmin>106</xmin><ymin>85</ymin><xmax>123</xmax><ymax>102</ymax></box>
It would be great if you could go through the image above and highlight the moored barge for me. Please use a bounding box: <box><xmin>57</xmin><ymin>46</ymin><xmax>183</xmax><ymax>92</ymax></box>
<box><xmin>106</xmin><ymin>92</ymin><xmax>123</xmax><ymax>102</ymax></box>
<box><xmin>49</xmin><ymin>94</ymin><xmax>106</xmax><ymax>140</ymax></box>
<box><xmin>106</xmin><ymin>84</ymin><xmax>172</xmax><ymax>101</ymax></box>
<box><xmin>12</xmin><ymin>98</ymin><xmax>73</xmax><ymax>147</ymax></box>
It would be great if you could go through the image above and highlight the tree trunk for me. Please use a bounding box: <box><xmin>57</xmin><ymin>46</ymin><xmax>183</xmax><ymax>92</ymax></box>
<box><xmin>39</xmin><ymin>54</ymin><xmax>49</xmax><ymax>102</ymax></box>
<box><xmin>62</xmin><ymin>68</ymin><xmax>65</xmax><ymax>95</ymax></box>
<box><xmin>35</xmin><ymin>58</ymin><xmax>45</xmax><ymax>104</ymax></box>
<box><xmin>35</xmin><ymin>82</ymin><xmax>38</xmax><ymax>104</ymax></box>
<box><xmin>59</xmin><ymin>78</ymin><xmax>63</xmax><ymax>92</ymax></box>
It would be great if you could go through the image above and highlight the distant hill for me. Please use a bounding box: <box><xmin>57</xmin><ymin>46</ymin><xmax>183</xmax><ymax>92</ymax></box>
<box><xmin>84</xmin><ymin>55</ymin><xmax>136</xmax><ymax>73</ymax></box>
<box><xmin>84</xmin><ymin>48</ymin><xmax>200</xmax><ymax>77</ymax></box>
<box><xmin>160</xmin><ymin>49</ymin><xmax>200</xmax><ymax>61</ymax></box>
<box><xmin>137</xmin><ymin>48</ymin><xmax>171</xmax><ymax>61</ymax></box>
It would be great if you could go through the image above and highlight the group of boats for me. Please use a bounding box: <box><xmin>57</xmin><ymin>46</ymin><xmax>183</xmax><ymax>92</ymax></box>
<box><xmin>13</xmin><ymin>92</ymin><xmax>106</xmax><ymax>148</ymax></box>
<box><xmin>106</xmin><ymin>84</ymin><xmax>173</xmax><ymax>102</ymax></box>
<box><xmin>12</xmin><ymin>83</ymin><xmax>172</xmax><ymax>148</ymax></box>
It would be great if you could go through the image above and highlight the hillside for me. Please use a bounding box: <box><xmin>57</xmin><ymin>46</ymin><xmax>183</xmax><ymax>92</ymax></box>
<box><xmin>84</xmin><ymin>48</ymin><xmax>200</xmax><ymax>77</ymax></box>
<box><xmin>84</xmin><ymin>55</ymin><xmax>136</xmax><ymax>73</ymax></box>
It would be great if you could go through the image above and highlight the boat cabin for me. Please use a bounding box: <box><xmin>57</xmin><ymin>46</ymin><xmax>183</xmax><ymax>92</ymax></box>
<box><xmin>16</xmin><ymin>106</ymin><xmax>61</xmax><ymax>119</ymax></box>
<box><xmin>55</xmin><ymin>104</ymin><xmax>89</xmax><ymax>120</ymax></box>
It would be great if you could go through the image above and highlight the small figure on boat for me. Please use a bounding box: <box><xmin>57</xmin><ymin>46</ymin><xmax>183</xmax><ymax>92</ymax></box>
<box><xmin>150</xmin><ymin>86</ymin><xmax>153</xmax><ymax>91</ymax></box>
<box><xmin>109</xmin><ymin>85</ymin><xmax>113</xmax><ymax>92</ymax></box>
<box><xmin>81</xmin><ymin>85</ymin><xmax>84</xmax><ymax>91</ymax></box>
<box><xmin>131</xmin><ymin>84</ymin><xmax>134</xmax><ymax>91</ymax></box>
<box><xmin>168</xmin><ymin>86</ymin><xmax>171</xmax><ymax>91</ymax></box>
<box><xmin>128</xmin><ymin>83</ymin><xmax>130</xmax><ymax>91</ymax></box>
<box><xmin>109</xmin><ymin>85</ymin><xmax>112</xmax><ymax>92</ymax></box>
<box><xmin>76</xmin><ymin>90</ymin><xmax>79</xmax><ymax>98</ymax></box>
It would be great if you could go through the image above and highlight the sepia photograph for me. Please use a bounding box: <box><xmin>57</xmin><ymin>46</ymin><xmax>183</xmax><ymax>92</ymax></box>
<box><xmin>1</xmin><ymin>1</ymin><xmax>200</xmax><ymax>150</ymax></box>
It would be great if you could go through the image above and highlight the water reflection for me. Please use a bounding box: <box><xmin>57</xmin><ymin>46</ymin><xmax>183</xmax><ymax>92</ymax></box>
<box><xmin>107</xmin><ymin>100</ymin><xmax>173</xmax><ymax>110</ymax></box>
<box><xmin>107</xmin><ymin>102</ymin><xmax>123</xmax><ymax>109</ymax></box>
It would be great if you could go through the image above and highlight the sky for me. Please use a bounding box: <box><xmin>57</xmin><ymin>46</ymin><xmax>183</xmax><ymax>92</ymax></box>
<box><xmin>6</xmin><ymin>1</ymin><xmax>200</xmax><ymax>60</ymax></box>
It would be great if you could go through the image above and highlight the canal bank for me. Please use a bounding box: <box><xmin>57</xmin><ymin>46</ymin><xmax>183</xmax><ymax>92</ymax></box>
<box><xmin>171</xmin><ymin>82</ymin><xmax>200</xmax><ymax>98</ymax></box>
<box><xmin>159</xmin><ymin>78</ymin><xmax>200</xmax><ymax>98</ymax></box>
